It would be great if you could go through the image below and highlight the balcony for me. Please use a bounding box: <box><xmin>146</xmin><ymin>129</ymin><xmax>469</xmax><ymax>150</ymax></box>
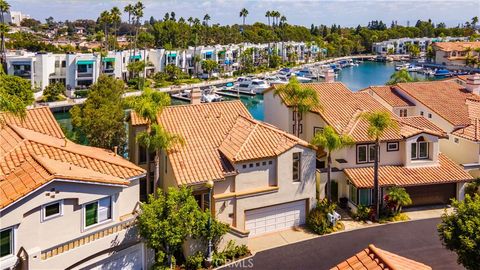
<box><xmin>13</xmin><ymin>70</ymin><xmax>31</xmax><ymax>78</ymax></box>
<box><xmin>77</xmin><ymin>72</ymin><xmax>93</xmax><ymax>78</ymax></box>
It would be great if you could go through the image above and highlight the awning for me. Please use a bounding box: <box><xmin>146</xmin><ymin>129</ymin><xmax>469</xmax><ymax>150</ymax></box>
<box><xmin>167</xmin><ymin>53</ymin><xmax>177</xmax><ymax>57</ymax></box>
<box><xmin>102</xmin><ymin>57</ymin><xmax>115</xmax><ymax>63</ymax></box>
<box><xmin>77</xmin><ymin>60</ymin><xmax>94</xmax><ymax>65</ymax></box>
<box><xmin>204</xmin><ymin>51</ymin><xmax>213</xmax><ymax>56</ymax></box>
<box><xmin>12</xmin><ymin>61</ymin><xmax>32</xmax><ymax>65</ymax></box>
<box><xmin>130</xmin><ymin>55</ymin><xmax>141</xmax><ymax>60</ymax></box>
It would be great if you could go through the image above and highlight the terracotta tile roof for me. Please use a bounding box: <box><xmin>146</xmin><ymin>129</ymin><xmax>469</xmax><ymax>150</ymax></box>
<box><xmin>219</xmin><ymin>116</ymin><xmax>311</xmax><ymax>162</ymax></box>
<box><xmin>395</xmin><ymin>81</ymin><xmax>478</xmax><ymax>126</ymax></box>
<box><xmin>344</xmin><ymin>154</ymin><xmax>473</xmax><ymax>188</ymax></box>
<box><xmin>361</xmin><ymin>86</ymin><xmax>414</xmax><ymax>107</ymax></box>
<box><xmin>399</xmin><ymin>116</ymin><xmax>447</xmax><ymax>138</ymax></box>
<box><xmin>130</xmin><ymin>109</ymin><xmax>149</xmax><ymax>126</ymax></box>
<box><xmin>433</xmin><ymin>41</ymin><xmax>480</xmax><ymax>52</ymax></box>
<box><xmin>270</xmin><ymin>83</ymin><xmax>444</xmax><ymax>143</ymax></box>
<box><xmin>157</xmin><ymin>101</ymin><xmax>251</xmax><ymax>185</ymax></box>
<box><xmin>0</xmin><ymin>109</ymin><xmax>145</xmax><ymax>209</ymax></box>
<box><xmin>331</xmin><ymin>244</ymin><xmax>432</xmax><ymax>270</ymax></box>
<box><xmin>0</xmin><ymin>107</ymin><xmax>65</xmax><ymax>139</ymax></box>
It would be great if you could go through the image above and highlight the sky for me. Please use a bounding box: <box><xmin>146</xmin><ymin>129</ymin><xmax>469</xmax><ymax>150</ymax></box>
<box><xmin>7</xmin><ymin>0</ymin><xmax>480</xmax><ymax>28</ymax></box>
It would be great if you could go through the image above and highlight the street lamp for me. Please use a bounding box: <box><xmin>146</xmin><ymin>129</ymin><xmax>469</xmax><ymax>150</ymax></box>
<box><xmin>205</xmin><ymin>179</ymin><xmax>214</xmax><ymax>264</ymax></box>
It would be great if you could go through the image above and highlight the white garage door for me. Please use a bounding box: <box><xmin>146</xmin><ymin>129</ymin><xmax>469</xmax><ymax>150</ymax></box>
<box><xmin>84</xmin><ymin>245</ymin><xmax>143</xmax><ymax>270</ymax></box>
<box><xmin>245</xmin><ymin>200</ymin><xmax>306</xmax><ymax>237</ymax></box>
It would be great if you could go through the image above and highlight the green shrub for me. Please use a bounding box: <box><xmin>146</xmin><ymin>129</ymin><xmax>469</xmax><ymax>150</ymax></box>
<box><xmin>465</xmin><ymin>178</ymin><xmax>480</xmax><ymax>197</ymax></box>
<box><xmin>74</xmin><ymin>90</ymin><xmax>88</xmax><ymax>98</ymax></box>
<box><xmin>211</xmin><ymin>252</ymin><xmax>226</xmax><ymax>268</ymax></box>
<box><xmin>354</xmin><ymin>204</ymin><xmax>372</xmax><ymax>221</ymax></box>
<box><xmin>306</xmin><ymin>199</ymin><xmax>337</xmax><ymax>235</ymax></box>
<box><xmin>235</xmin><ymin>244</ymin><xmax>249</xmax><ymax>258</ymax></box>
<box><xmin>223</xmin><ymin>240</ymin><xmax>237</xmax><ymax>260</ymax></box>
<box><xmin>185</xmin><ymin>251</ymin><xmax>204</xmax><ymax>270</ymax></box>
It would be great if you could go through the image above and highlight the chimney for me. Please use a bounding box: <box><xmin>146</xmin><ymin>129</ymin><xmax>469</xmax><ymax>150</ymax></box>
<box><xmin>113</xmin><ymin>146</ymin><xmax>118</xmax><ymax>156</ymax></box>
<box><xmin>63</xmin><ymin>138</ymin><xmax>68</xmax><ymax>147</ymax></box>
<box><xmin>324</xmin><ymin>69</ymin><xmax>335</xmax><ymax>83</ymax></box>
<box><xmin>465</xmin><ymin>74</ymin><xmax>480</xmax><ymax>95</ymax></box>
<box><xmin>191</xmin><ymin>88</ymin><xmax>202</xmax><ymax>105</ymax></box>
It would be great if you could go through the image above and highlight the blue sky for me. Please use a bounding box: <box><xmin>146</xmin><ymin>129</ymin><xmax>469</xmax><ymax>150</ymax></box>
<box><xmin>7</xmin><ymin>0</ymin><xmax>479</xmax><ymax>27</ymax></box>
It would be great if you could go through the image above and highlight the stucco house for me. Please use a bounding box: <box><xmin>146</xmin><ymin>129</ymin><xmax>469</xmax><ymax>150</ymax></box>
<box><xmin>264</xmin><ymin>82</ymin><xmax>473</xmax><ymax>211</ymax></box>
<box><xmin>363</xmin><ymin>78</ymin><xmax>480</xmax><ymax>178</ymax></box>
<box><xmin>432</xmin><ymin>41</ymin><xmax>480</xmax><ymax>67</ymax></box>
<box><xmin>128</xmin><ymin>100</ymin><xmax>317</xmax><ymax>239</ymax></box>
<box><xmin>0</xmin><ymin>107</ymin><xmax>147</xmax><ymax>270</ymax></box>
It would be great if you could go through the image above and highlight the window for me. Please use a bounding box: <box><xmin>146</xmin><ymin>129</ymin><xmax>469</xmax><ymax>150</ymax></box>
<box><xmin>256</xmin><ymin>162</ymin><xmax>260</xmax><ymax>167</ymax></box>
<box><xmin>313</xmin><ymin>127</ymin><xmax>324</xmax><ymax>135</ymax></box>
<box><xmin>292</xmin><ymin>152</ymin><xmax>301</xmax><ymax>182</ymax></box>
<box><xmin>84</xmin><ymin>197</ymin><xmax>112</xmax><ymax>228</ymax></box>
<box><xmin>411</xmin><ymin>136</ymin><xmax>429</xmax><ymax>160</ymax></box>
<box><xmin>0</xmin><ymin>228</ymin><xmax>13</xmax><ymax>258</ymax></box>
<box><xmin>387</xmin><ymin>142</ymin><xmax>399</xmax><ymax>152</ymax></box>
<box><xmin>399</xmin><ymin>109</ymin><xmax>407</xmax><ymax>117</ymax></box>
<box><xmin>357</xmin><ymin>144</ymin><xmax>378</xmax><ymax>163</ymax></box>
<box><xmin>42</xmin><ymin>200</ymin><xmax>63</xmax><ymax>221</ymax></box>
<box><xmin>194</xmin><ymin>192</ymin><xmax>210</xmax><ymax>211</ymax></box>
<box><xmin>359</xmin><ymin>189</ymin><xmax>372</xmax><ymax>205</ymax></box>
<box><xmin>139</xmin><ymin>146</ymin><xmax>147</xmax><ymax>164</ymax></box>
<box><xmin>249</xmin><ymin>163</ymin><xmax>253</xmax><ymax>168</ymax></box>
<box><xmin>428</xmin><ymin>113</ymin><xmax>432</xmax><ymax>119</ymax></box>
<box><xmin>242</xmin><ymin>164</ymin><xmax>247</xmax><ymax>169</ymax></box>
<box><xmin>62</xmin><ymin>61</ymin><xmax>66</xmax><ymax>68</ymax></box>
<box><xmin>420</xmin><ymin>111</ymin><xmax>424</xmax><ymax>116</ymax></box>
<box><xmin>349</xmin><ymin>184</ymin><xmax>357</xmax><ymax>204</ymax></box>
<box><xmin>454</xmin><ymin>138</ymin><xmax>459</xmax><ymax>144</ymax></box>
<box><xmin>268</xmin><ymin>161</ymin><xmax>273</xmax><ymax>165</ymax></box>
<box><xmin>55</xmin><ymin>60</ymin><xmax>60</xmax><ymax>68</ymax></box>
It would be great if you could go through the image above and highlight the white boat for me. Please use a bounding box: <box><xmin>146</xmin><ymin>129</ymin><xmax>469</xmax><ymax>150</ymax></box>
<box><xmin>201</xmin><ymin>87</ymin><xmax>223</xmax><ymax>103</ymax></box>
<box><xmin>235</xmin><ymin>79</ymin><xmax>271</xmax><ymax>94</ymax></box>
<box><xmin>265</xmin><ymin>76</ymin><xmax>288</xmax><ymax>85</ymax></box>
<box><xmin>407</xmin><ymin>65</ymin><xmax>422</xmax><ymax>72</ymax></box>
<box><xmin>290</xmin><ymin>74</ymin><xmax>313</xmax><ymax>83</ymax></box>
<box><xmin>395</xmin><ymin>63</ymin><xmax>410</xmax><ymax>71</ymax></box>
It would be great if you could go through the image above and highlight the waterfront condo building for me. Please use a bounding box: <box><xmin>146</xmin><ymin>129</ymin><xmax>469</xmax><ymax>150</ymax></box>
<box><xmin>0</xmin><ymin>107</ymin><xmax>148</xmax><ymax>270</ymax></box>
<box><xmin>264</xmin><ymin>82</ymin><xmax>473</xmax><ymax>211</ymax></box>
<box><xmin>363</xmin><ymin>77</ymin><xmax>480</xmax><ymax>178</ymax></box>
<box><xmin>128</xmin><ymin>100</ymin><xmax>317</xmax><ymax>240</ymax></box>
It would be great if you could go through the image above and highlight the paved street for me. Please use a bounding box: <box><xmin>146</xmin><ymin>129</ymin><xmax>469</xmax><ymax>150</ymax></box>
<box><xmin>223</xmin><ymin>218</ymin><xmax>463</xmax><ymax>270</ymax></box>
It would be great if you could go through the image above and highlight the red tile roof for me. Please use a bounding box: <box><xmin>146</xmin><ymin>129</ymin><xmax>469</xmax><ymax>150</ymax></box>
<box><xmin>361</xmin><ymin>86</ymin><xmax>414</xmax><ymax>107</ymax></box>
<box><xmin>344</xmin><ymin>154</ymin><xmax>473</xmax><ymax>188</ymax></box>
<box><xmin>331</xmin><ymin>244</ymin><xmax>432</xmax><ymax>270</ymax></box>
<box><xmin>219</xmin><ymin>116</ymin><xmax>311</xmax><ymax>162</ymax></box>
<box><xmin>269</xmin><ymin>82</ymin><xmax>446</xmax><ymax>143</ymax></box>
<box><xmin>433</xmin><ymin>41</ymin><xmax>480</xmax><ymax>52</ymax></box>
<box><xmin>0</xmin><ymin>108</ymin><xmax>145</xmax><ymax>209</ymax></box>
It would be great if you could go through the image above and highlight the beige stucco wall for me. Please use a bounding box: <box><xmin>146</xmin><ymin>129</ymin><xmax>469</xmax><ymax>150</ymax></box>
<box><xmin>231</xmin><ymin>145</ymin><xmax>317</xmax><ymax>232</ymax></box>
<box><xmin>440</xmin><ymin>135</ymin><xmax>480</xmax><ymax>166</ymax></box>
<box><xmin>264</xmin><ymin>90</ymin><xmax>292</xmax><ymax>133</ymax></box>
<box><xmin>0</xmin><ymin>178</ymin><xmax>141</xmax><ymax>270</ymax></box>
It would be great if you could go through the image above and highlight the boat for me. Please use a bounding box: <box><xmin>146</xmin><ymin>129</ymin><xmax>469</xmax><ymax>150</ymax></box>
<box><xmin>407</xmin><ymin>65</ymin><xmax>422</xmax><ymax>72</ymax></box>
<box><xmin>201</xmin><ymin>87</ymin><xmax>223</xmax><ymax>103</ymax></box>
<box><xmin>235</xmin><ymin>79</ymin><xmax>271</xmax><ymax>94</ymax></box>
<box><xmin>296</xmin><ymin>68</ymin><xmax>317</xmax><ymax>79</ymax></box>
<box><xmin>330</xmin><ymin>64</ymin><xmax>341</xmax><ymax>72</ymax></box>
<box><xmin>290</xmin><ymin>74</ymin><xmax>313</xmax><ymax>83</ymax></box>
<box><xmin>434</xmin><ymin>69</ymin><xmax>451</xmax><ymax>77</ymax></box>
<box><xmin>395</xmin><ymin>63</ymin><xmax>410</xmax><ymax>71</ymax></box>
<box><xmin>222</xmin><ymin>82</ymin><xmax>235</xmax><ymax>91</ymax></box>
<box><xmin>265</xmin><ymin>76</ymin><xmax>288</xmax><ymax>85</ymax></box>
<box><xmin>278</xmin><ymin>68</ymin><xmax>291</xmax><ymax>75</ymax></box>
<box><xmin>422</xmin><ymin>68</ymin><xmax>435</xmax><ymax>76</ymax></box>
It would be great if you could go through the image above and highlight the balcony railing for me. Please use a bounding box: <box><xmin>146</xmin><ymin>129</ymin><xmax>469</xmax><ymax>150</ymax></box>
<box><xmin>40</xmin><ymin>218</ymin><xmax>136</xmax><ymax>260</ymax></box>
<box><xmin>77</xmin><ymin>72</ymin><xmax>93</xmax><ymax>78</ymax></box>
<box><xmin>14</xmin><ymin>70</ymin><xmax>31</xmax><ymax>77</ymax></box>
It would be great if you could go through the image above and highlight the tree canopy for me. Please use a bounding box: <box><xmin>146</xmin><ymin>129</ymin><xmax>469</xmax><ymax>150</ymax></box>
<box><xmin>0</xmin><ymin>67</ymin><xmax>34</xmax><ymax>117</ymax></box>
<box><xmin>70</xmin><ymin>75</ymin><xmax>126</xmax><ymax>150</ymax></box>
<box><xmin>438</xmin><ymin>195</ymin><xmax>480</xmax><ymax>270</ymax></box>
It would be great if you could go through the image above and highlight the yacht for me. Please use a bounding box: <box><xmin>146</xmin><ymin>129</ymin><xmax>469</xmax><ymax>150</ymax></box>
<box><xmin>201</xmin><ymin>87</ymin><xmax>223</xmax><ymax>103</ymax></box>
<box><xmin>395</xmin><ymin>63</ymin><xmax>410</xmax><ymax>71</ymax></box>
<box><xmin>290</xmin><ymin>74</ymin><xmax>313</xmax><ymax>83</ymax></box>
<box><xmin>407</xmin><ymin>65</ymin><xmax>422</xmax><ymax>72</ymax></box>
<box><xmin>265</xmin><ymin>76</ymin><xmax>288</xmax><ymax>85</ymax></box>
<box><xmin>296</xmin><ymin>68</ymin><xmax>317</xmax><ymax>79</ymax></box>
<box><xmin>236</xmin><ymin>79</ymin><xmax>271</xmax><ymax>94</ymax></box>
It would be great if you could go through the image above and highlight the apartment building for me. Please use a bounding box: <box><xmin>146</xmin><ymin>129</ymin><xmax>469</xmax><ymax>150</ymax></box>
<box><xmin>0</xmin><ymin>107</ymin><xmax>147</xmax><ymax>270</ymax></box>
<box><xmin>372</xmin><ymin>37</ymin><xmax>468</xmax><ymax>55</ymax></box>
<box><xmin>128</xmin><ymin>99</ymin><xmax>317</xmax><ymax>239</ymax></box>
<box><xmin>363</xmin><ymin>77</ymin><xmax>480</xmax><ymax>178</ymax></box>
<box><xmin>264</xmin><ymin>82</ymin><xmax>473</xmax><ymax>210</ymax></box>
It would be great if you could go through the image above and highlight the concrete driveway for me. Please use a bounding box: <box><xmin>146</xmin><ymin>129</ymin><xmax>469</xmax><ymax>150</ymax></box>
<box><xmin>223</xmin><ymin>218</ymin><xmax>463</xmax><ymax>270</ymax></box>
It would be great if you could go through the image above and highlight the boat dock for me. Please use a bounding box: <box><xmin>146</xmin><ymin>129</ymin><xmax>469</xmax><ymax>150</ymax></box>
<box><xmin>216</xmin><ymin>91</ymin><xmax>241</xmax><ymax>98</ymax></box>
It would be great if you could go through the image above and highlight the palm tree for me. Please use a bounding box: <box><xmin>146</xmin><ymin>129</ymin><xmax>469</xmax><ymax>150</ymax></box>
<box><xmin>265</xmin><ymin>11</ymin><xmax>271</xmax><ymax>27</ymax></box>
<box><xmin>274</xmin><ymin>77</ymin><xmax>320</xmax><ymax>137</ymax></box>
<box><xmin>239</xmin><ymin>8</ymin><xmax>248</xmax><ymax>28</ymax></box>
<box><xmin>187</xmin><ymin>17</ymin><xmax>193</xmax><ymax>26</ymax></box>
<box><xmin>136</xmin><ymin>123</ymin><xmax>184</xmax><ymax>196</ymax></box>
<box><xmin>132</xmin><ymin>1</ymin><xmax>145</xmax><ymax>57</ymax></box>
<box><xmin>99</xmin><ymin>11</ymin><xmax>111</xmax><ymax>52</ymax></box>
<box><xmin>386</xmin><ymin>69</ymin><xmax>414</xmax><ymax>85</ymax></box>
<box><xmin>360</xmin><ymin>111</ymin><xmax>398</xmax><ymax>221</ymax></box>
<box><xmin>124</xmin><ymin>3</ymin><xmax>135</xmax><ymax>58</ymax></box>
<box><xmin>272</xmin><ymin>11</ymin><xmax>280</xmax><ymax>27</ymax></box>
<box><xmin>110</xmin><ymin>7</ymin><xmax>121</xmax><ymax>51</ymax></box>
<box><xmin>137</xmin><ymin>31</ymin><xmax>154</xmax><ymax>89</ymax></box>
<box><xmin>203</xmin><ymin>13</ymin><xmax>211</xmax><ymax>26</ymax></box>
<box><xmin>311</xmin><ymin>126</ymin><xmax>354</xmax><ymax>201</ymax></box>
<box><xmin>0</xmin><ymin>0</ymin><xmax>10</xmax><ymax>65</ymax></box>
<box><xmin>280</xmin><ymin>15</ymin><xmax>287</xmax><ymax>26</ymax></box>
<box><xmin>130</xmin><ymin>88</ymin><xmax>171</xmax><ymax>196</ymax></box>
<box><xmin>386</xmin><ymin>187</ymin><xmax>412</xmax><ymax>215</ymax></box>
